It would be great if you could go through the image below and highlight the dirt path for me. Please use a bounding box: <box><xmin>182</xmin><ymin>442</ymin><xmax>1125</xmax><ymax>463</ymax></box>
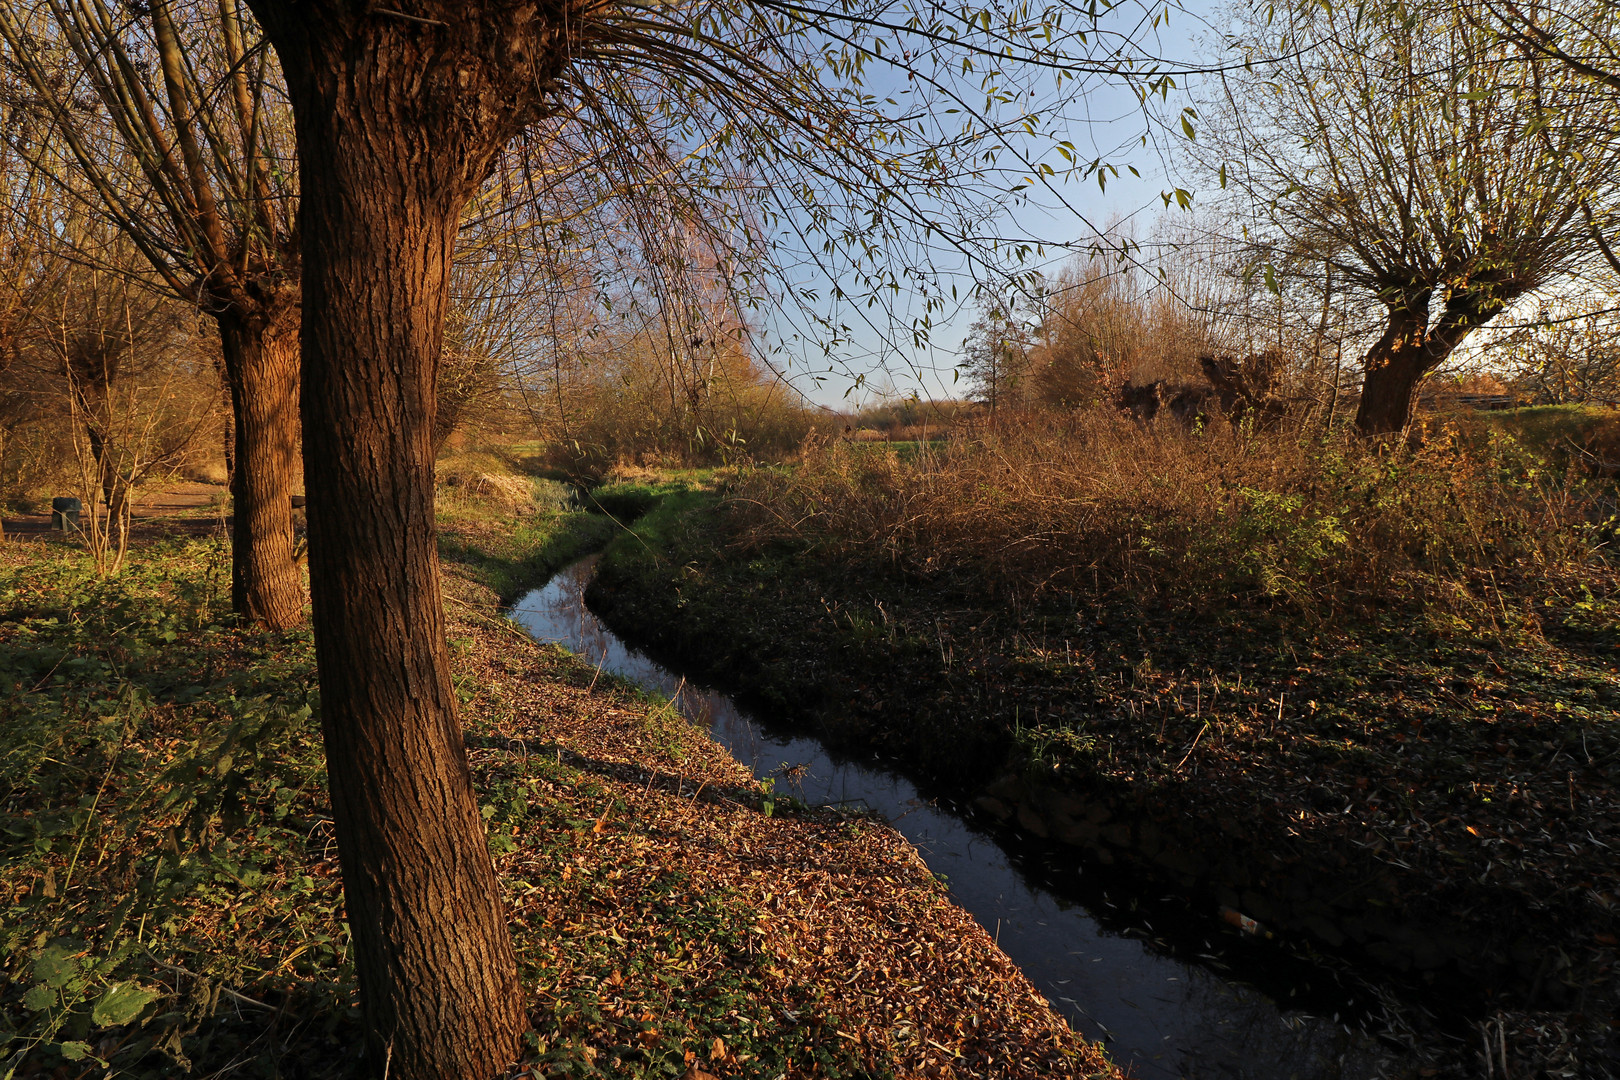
<box><xmin>3</xmin><ymin>481</ymin><xmax>229</xmax><ymax>539</ymax></box>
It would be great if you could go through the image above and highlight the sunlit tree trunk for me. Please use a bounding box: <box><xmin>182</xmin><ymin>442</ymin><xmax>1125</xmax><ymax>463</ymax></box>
<box><xmin>1354</xmin><ymin>284</ymin><xmax>1445</xmax><ymax>437</ymax></box>
<box><xmin>216</xmin><ymin>295</ymin><xmax>303</xmax><ymax>629</ymax></box>
<box><xmin>1355</xmin><ymin>287</ymin><xmax>1501</xmax><ymax>435</ymax></box>
<box><xmin>298</xmin><ymin>168</ymin><xmax>520</xmax><ymax>1075</ymax></box>
<box><xmin>214</xmin><ymin>354</ymin><xmax>236</xmax><ymax>486</ymax></box>
<box><xmin>247</xmin><ymin>5</ymin><xmax>565</xmax><ymax>1074</ymax></box>
<box><xmin>1355</xmin><ymin>293</ymin><xmax>1432</xmax><ymax>435</ymax></box>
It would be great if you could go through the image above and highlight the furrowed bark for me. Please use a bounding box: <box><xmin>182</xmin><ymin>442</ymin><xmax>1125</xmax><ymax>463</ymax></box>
<box><xmin>1355</xmin><ymin>297</ymin><xmax>1432</xmax><ymax>435</ymax></box>
<box><xmin>295</xmin><ymin>112</ymin><xmax>523</xmax><ymax>1080</ymax></box>
<box><xmin>246</xmin><ymin>6</ymin><xmax>570</xmax><ymax>1074</ymax></box>
<box><xmin>216</xmin><ymin>295</ymin><xmax>303</xmax><ymax>629</ymax></box>
<box><xmin>246</xmin><ymin>2</ymin><xmax>590</xmax><ymax>1072</ymax></box>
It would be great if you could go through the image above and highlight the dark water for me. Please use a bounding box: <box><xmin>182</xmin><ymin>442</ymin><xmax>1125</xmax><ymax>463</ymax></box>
<box><xmin>510</xmin><ymin>557</ymin><xmax>1417</xmax><ymax>1079</ymax></box>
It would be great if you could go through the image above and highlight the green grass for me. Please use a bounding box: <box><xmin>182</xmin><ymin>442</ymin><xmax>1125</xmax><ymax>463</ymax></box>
<box><xmin>886</xmin><ymin>438</ymin><xmax>949</xmax><ymax>462</ymax></box>
<box><xmin>433</xmin><ymin>460</ymin><xmax>717</xmax><ymax>606</ymax></box>
<box><xmin>597</xmin><ymin>488</ymin><xmax>718</xmax><ymax>563</ymax></box>
<box><xmin>1464</xmin><ymin>404</ymin><xmax>1620</xmax><ymax>463</ymax></box>
<box><xmin>438</xmin><ymin>509</ymin><xmax>617</xmax><ymax>603</ymax></box>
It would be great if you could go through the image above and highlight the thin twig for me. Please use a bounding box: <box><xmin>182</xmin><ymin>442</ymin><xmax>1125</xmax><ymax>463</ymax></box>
<box><xmin>372</xmin><ymin>7</ymin><xmax>448</xmax><ymax>26</ymax></box>
<box><xmin>586</xmin><ymin>648</ymin><xmax>608</xmax><ymax>694</ymax></box>
<box><xmin>141</xmin><ymin>952</ymin><xmax>274</xmax><ymax>1011</ymax></box>
<box><xmin>1173</xmin><ymin>722</ymin><xmax>1210</xmax><ymax>772</ymax></box>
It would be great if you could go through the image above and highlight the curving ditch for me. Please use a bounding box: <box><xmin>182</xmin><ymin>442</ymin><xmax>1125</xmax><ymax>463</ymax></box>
<box><xmin>510</xmin><ymin>556</ymin><xmax>1436</xmax><ymax>1079</ymax></box>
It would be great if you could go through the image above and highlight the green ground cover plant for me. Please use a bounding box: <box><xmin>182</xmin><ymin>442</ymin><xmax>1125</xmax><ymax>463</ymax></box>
<box><xmin>1</xmin><ymin>479</ymin><xmax>1109</xmax><ymax>1079</ymax></box>
<box><xmin>0</xmin><ymin>539</ymin><xmax>346</xmax><ymax>1077</ymax></box>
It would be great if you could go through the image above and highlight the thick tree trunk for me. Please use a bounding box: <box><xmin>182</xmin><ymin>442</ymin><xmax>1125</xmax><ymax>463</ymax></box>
<box><xmin>1354</xmin><ymin>286</ymin><xmax>1510</xmax><ymax>436</ymax></box>
<box><xmin>1355</xmin><ymin>350</ymin><xmax>1429</xmax><ymax>434</ymax></box>
<box><xmin>264</xmin><ymin>21</ymin><xmax>528</xmax><ymax>1080</ymax></box>
<box><xmin>247</xmin><ymin>3</ymin><xmax>586</xmax><ymax>1074</ymax></box>
<box><xmin>217</xmin><ymin>298</ymin><xmax>304</xmax><ymax>629</ymax></box>
<box><xmin>298</xmin><ymin>139</ymin><xmax>523</xmax><ymax>1080</ymax></box>
<box><xmin>1355</xmin><ymin>299</ymin><xmax>1433</xmax><ymax>435</ymax></box>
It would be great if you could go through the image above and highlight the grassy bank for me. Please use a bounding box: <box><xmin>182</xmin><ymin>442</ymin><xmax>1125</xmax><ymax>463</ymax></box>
<box><xmin>0</xmin><ymin>497</ymin><xmax>1110</xmax><ymax>1078</ymax></box>
<box><xmin>586</xmin><ymin>422</ymin><xmax>1620</xmax><ymax>1076</ymax></box>
<box><xmin>1462</xmin><ymin>404</ymin><xmax>1620</xmax><ymax>472</ymax></box>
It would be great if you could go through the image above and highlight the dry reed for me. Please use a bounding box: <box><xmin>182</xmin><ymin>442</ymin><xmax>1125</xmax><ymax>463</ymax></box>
<box><xmin>724</xmin><ymin>412</ymin><xmax>1610</xmax><ymax>619</ymax></box>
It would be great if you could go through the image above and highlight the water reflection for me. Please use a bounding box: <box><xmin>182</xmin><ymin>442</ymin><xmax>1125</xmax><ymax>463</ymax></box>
<box><xmin>509</xmin><ymin>557</ymin><xmax>1405</xmax><ymax>1079</ymax></box>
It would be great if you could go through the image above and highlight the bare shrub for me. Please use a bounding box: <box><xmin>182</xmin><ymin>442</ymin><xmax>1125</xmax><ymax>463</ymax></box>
<box><xmin>61</xmin><ymin>335</ymin><xmax>216</xmax><ymax>576</ymax></box>
<box><xmin>962</xmin><ymin>247</ymin><xmax>1219</xmax><ymax>416</ymax></box>
<box><xmin>726</xmin><ymin>412</ymin><xmax>1605</xmax><ymax>619</ymax></box>
<box><xmin>0</xmin><ymin>423</ymin><xmax>72</xmax><ymax>513</ymax></box>
<box><xmin>1030</xmin><ymin>257</ymin><xmax>1212</xmax><ymax>404</ymax></box>
<box><xmin>1486</xmin><ymin>304</ymin><xmax>1620</xmax><ymax>406</ymax></box>
<box><xmin>0</xmin><ymin>251</ymin><xmax>226</xmax><ymax>520</ymax></box>
<box><xmin>539</xmin><ymin>331</ymin><xmax>818</xmax><ymax>479</ymax></box>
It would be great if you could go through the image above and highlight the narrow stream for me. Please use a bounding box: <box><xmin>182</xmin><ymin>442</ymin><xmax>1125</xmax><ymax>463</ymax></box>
<box><xmin>510</xmin><ymin>557</ymin><xmax>1415</xmax><ymax>1079</ymax></box>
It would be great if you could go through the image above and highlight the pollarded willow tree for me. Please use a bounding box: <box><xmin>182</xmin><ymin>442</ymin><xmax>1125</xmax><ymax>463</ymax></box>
<box><xmin>0</xmin><ymin>0</ymin><xmax>305</xmax><ymax>627</ymax></box>
<box><xmin>240</xmin><ymin>0</ymin><xmax>1181</xmax><ymax>1075</ymax></box>
<box><xmin>1189</xmin><ymin>0</ymin><xmax>1620</xmax><ymax>433</ymax></box>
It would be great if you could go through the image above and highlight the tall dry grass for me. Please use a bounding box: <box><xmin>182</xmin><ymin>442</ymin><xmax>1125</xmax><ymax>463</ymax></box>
<box><xmin>531</xmin><ymin>330</ymin><xmax>819</xmax><ymax>479</ymax></box>
<box><xmin>726</xmin><ymin>412</ymin><xmax>1611</xmax><ymax>620</ymax></box>
<box><xmin>554</xmin><ymin>377</ymin><xmax>816</xmax><ymax>477</ymax></box>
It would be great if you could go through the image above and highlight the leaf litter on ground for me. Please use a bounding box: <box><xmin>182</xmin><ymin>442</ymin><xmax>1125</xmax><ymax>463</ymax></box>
<box><xmin>0</xmin><ymin>517</ymin><xmax>1117</xmax><ymax>1079</ymax></box>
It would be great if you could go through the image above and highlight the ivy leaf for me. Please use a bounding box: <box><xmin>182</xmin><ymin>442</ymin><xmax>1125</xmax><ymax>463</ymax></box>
<box><xmin>23</xmin><ymin>984</ymin><xmax>56</xmax><ymax>1011</ymax></box>
<box><xmin>92</xmin><ymin>982</ymin><xmax>159</xmax><ymax>1027</ymax></box>
<box><xmin>58</xmin><ymin>1041</ymin><xmax>92</xmax><ymax>1061</ymax></box>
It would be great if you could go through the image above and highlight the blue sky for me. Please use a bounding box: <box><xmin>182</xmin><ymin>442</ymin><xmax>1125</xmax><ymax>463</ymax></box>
<box><xmin>760</xmin><ymin>1</ymin><xmax>1223</xmax><ymax>411</ymax></box>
